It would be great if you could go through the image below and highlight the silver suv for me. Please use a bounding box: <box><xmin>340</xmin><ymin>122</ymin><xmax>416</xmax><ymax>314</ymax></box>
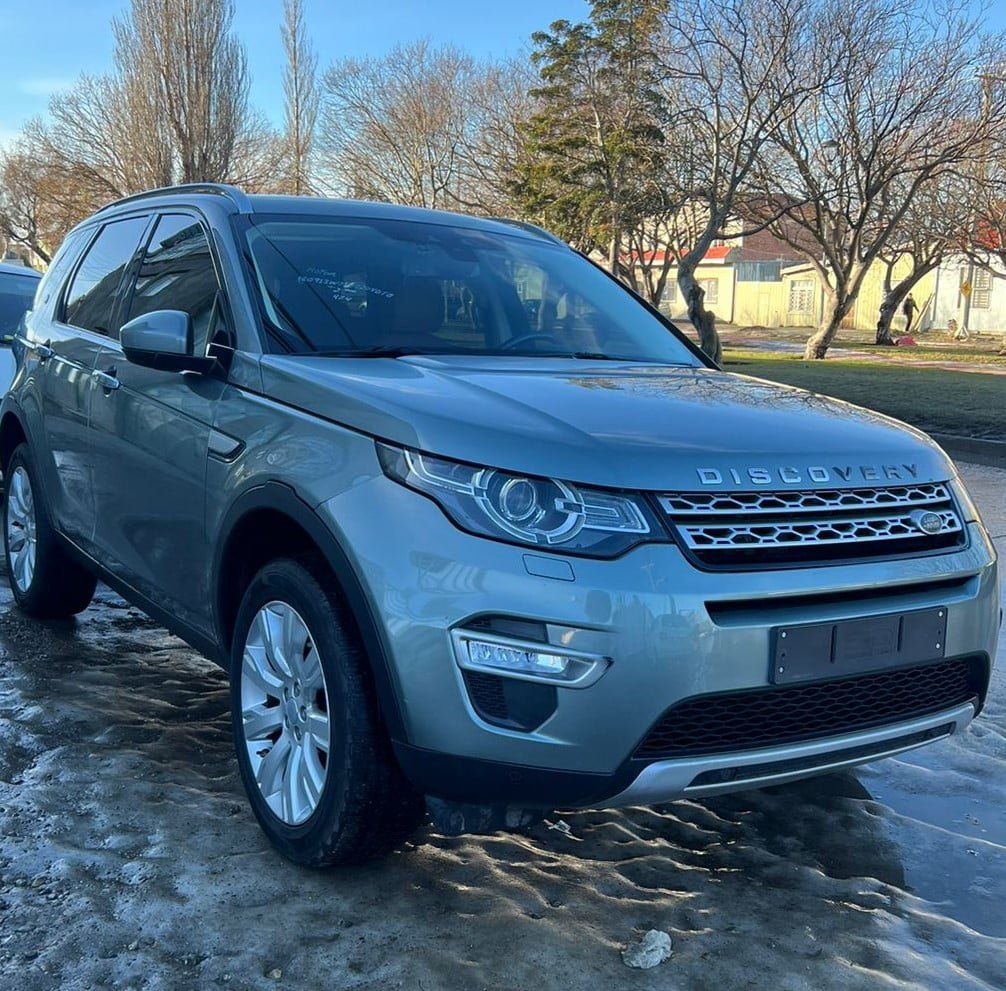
<box><xmin>2</xmin><ymin>185</ymin><xmax>999</xmax><ymax>866</ymax></box>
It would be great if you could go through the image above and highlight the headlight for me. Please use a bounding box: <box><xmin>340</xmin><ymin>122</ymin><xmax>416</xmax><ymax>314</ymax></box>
<box><xmin>378</xmin><ymin>444</ymin><xmax>656</xmax><ymax>557</ymax></box>
<box><xmin>950</xmin><ymin>477</ymin><xmax>985</xmax><ymax>525</ymax></box>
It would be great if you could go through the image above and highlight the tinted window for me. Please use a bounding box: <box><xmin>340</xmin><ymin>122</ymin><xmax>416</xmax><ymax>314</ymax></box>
<box><xmin>240</xmin><ymin>215</ymin><xmax>700</xmax><ymax>364</ymax></box>
<box><xmin>34</xmin><ymin>228</ymin><xmax>89</xmax><ymax>312</ymax></box>
<box><xmin>126</xmin><ymin>214</ymin><xmax>220</xmax><ymax>353</ymax></box>
<box><xmin>0</xmin><ymin>271</ymin><xmax>39</xmax><ymax>338</ymax></box>
<box><xmin>63</xmin><ymin>217</ymin><xmax>148</xmax><ymax>336</ymax></box>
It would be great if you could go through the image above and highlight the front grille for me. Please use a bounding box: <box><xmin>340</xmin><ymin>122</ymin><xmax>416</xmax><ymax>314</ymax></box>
<box><xmin>635</xmin><ymin>657</ymin><xmax>984</xmax><ymax>759</ymax></box>
<box><xmin>659</xmin><ymin>482</ymin><xmax>965</xmax><ymax>567</ymax></box>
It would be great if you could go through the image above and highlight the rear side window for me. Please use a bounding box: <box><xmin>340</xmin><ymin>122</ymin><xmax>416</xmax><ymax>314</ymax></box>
<box><xmin>126</xmin><ymin>214</ymin><xmax>220</xmax><ymax>354</ymax></box>
<box><xmin>35</xmin><ymin>228</ymin><xmax>90</xmax><ymax>312</ymax></box>
<box><xmin>63</xmin><ymin>217</ymin><xmax>148</xmax><ymax>336</ymax></box>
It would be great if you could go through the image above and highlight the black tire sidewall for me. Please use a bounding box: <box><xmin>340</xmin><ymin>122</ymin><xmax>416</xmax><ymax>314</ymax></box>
<box><xmin>4</xmin><ymin>446</ymin><xmax>47</xmax><ymax>609</ymax></box>
<box><xmin>3</xmin><ymin>443</ymin><xmax>96</xmax><ymax>618</ymax></box>
<box><xmin>229</xmin><ymin>558</ymin><xmax>367</xmax><ymax>863</ymax></box>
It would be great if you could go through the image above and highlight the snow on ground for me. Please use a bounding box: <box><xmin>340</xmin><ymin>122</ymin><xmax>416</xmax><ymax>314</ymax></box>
<box><xmin>0</xmin><ymin>464</ymin><xmax>1002</xmax><ymax>991</ymax></box>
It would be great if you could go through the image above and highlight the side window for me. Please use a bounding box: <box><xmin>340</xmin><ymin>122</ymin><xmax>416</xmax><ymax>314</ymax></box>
<box><xmin>63</xmin><ymin>217</ymin><xmax>149</xmax><ymax>336</ymax></box>
<box><xmin>126</xmin><ymin>214</ymin><xmax>220</xmax><ymax>354</ymax></box>
<box><xmin>35</xmin><ymin>228</ymin><xmax>90</xmax><ymax>312</ymax></box>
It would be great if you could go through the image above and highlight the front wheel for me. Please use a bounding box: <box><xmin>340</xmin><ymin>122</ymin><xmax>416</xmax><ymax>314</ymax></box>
<box><xmin>230</xmin><ymin>556</ymin><xmax>425</xmax><ymax>866</ymax></box>
<box><xmin>3</xmin><ymin>444</ymin><xmax>96</xmax><ymax>618</ymax></box>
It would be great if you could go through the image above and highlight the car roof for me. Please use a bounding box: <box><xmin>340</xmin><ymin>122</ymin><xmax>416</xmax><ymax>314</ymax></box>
<box><xmin>91</xmin><ymin>183</ymin><xmax>565</xmax><ymax>245</ymax></box>
<box><xmin>0</xmin><ymin>261</ymin><xmax>42</xmax><ymax>280</ymax></box>
<box><xmin>244</xmin><ymin>195</ymin><xmax>551</xmax><ymax>239</ymax></box>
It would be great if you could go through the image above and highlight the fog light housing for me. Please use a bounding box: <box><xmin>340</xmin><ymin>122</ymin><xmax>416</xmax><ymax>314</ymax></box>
<box><xmin>451</xmin><ymin>630</ymin><xmax>610</xmax><ymax>688</ymax></box>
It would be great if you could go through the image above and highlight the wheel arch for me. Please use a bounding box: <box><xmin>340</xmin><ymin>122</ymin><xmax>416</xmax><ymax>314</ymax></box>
<box><xmin>0</xmin><ymin>409</ymin><xmax>28</xmax><ymax>475</ymax></box>
<box><xmin>213</xmin><ymin>482</ymin><xmax>406</xmax><ymax>741</ymax></box>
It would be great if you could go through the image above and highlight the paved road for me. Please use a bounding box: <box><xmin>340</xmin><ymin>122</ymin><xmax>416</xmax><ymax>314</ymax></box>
<box><xmin>0</xmin><ymin>465</ymin><xmax>1002</xmax><ymax>991</ymax></box>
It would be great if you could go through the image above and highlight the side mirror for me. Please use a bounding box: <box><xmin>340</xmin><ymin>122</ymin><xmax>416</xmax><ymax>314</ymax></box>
<box><xmin>120</xmin><ymin>310</ymin><xmax>216</xmax><ymax>373</ymax></box>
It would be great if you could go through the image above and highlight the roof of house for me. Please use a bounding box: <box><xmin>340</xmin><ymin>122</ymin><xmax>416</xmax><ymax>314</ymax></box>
<box><xmin>631</xmin><ymin>244</ymin><xmax>735</xmax><ymax>266</ymax></box>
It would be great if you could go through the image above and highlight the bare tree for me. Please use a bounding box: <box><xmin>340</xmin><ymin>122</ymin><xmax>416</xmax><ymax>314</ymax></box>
<box><xmin>113</xmin><ymin>0</ymin><xmax>254</xmax><ymax>184</ymax></box>
<box><xmin>281</xmin><ymin>0</ymin><xmax>320</xmax><ymax>194</ymax></box>
<box><xmin>621</xmin><ymin>194</ymin><xmax>707</xmax><ymax>307</ymax></box>
<box><xmin>454</xmin><ymin>56</ymin><xmax>535</xmax><ymax>216</ymax></box>
<box><xmin>654</xmin><ymin>0</ymin><xmax>826</xmax><ymax>363</ymax></box>
<box><xmin>38</xmin><ymin>73</ymin><xmax>172</xmax><ymax>206</ymax></box>
<box><xmin>0</xmin><ymin>141</ymin><xmax>57</xmax><ymax>263</ymax></box>
<box><xmin>320</xmin><ymin>41</ymin><xmax>479</xmax><ymax>208</ymax></box>
<box><xmin>956</xmin><ymin>90</ymin><xmax>1006</xmax><ymax>353</ymax></box>
<box><xmin>1</xmin><ymin>0</ymin><xmax>278</xmax><ymax>247</ymax></box>
<box><xmin>754</xmin><ymin>1</ymin><xmax>1006</xmax><ymax>358</ymax></box>
<box><xmin>873</xmin><ymin>173</ymin><xmax>975</xmax><ymax>343</ymax></box>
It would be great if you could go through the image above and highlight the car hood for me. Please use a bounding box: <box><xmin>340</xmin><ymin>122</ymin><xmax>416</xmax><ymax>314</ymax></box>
<box><xmin>258</xmin><ymin>355</ymin><xmax>955</xmax><ymax>490</ymax></box>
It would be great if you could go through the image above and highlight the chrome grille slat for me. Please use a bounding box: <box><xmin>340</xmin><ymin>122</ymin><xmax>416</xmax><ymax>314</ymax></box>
<box><xmin>660</xmin><ymin>483</ymin><xmax>952</xmax><ymax>516</ymax></box>
<box><xmin>678</xmin><ymin>509</ymin><xmax>961</xmax><ymax>550</ymax></box>
<box><xmin>660</xmin><ymin>482</ymin><xmax>965</xmax><ymax>567</ymax></box>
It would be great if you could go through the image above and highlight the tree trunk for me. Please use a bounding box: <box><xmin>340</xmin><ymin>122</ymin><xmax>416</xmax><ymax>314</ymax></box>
<box><xmin>876</xmin><ymin>293</ymin><xmax>899</xmax><ymax>345</ymax></box>
<box><xmin>876</xmin><ymin>266</ymin><xmax>937</xmax><ymax>345</ymax></box>
<box><xmin>804</xmin><ymin>288</ymin><xmax>850</xmax><ymax>359</ymax></box>
<box><xmin>677</xmin><ymin>253</ymin><xmax>721</xmax><ymax>364</ymax></box>
<box><xmin>608</xmin><ymin>210</ymin><xmax>620</xmax><ymax>276</ymax></box>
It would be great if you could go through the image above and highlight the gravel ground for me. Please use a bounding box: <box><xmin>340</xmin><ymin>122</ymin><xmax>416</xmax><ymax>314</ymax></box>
<box><xmin>0</xmin><ymin>464</ymin><xmax>1002</xmax><ymax>991</ymax></box>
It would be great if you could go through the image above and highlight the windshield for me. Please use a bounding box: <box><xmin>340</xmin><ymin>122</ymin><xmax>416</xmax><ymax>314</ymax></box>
<box><xmin>238</xmin><ymin>214</ymin><xmax>700</xmax><ymax>364</ymax></box>
<box><xmin>0</xmin><ymin>271</ymin><xmax>39</xmax><ymax>339</ymax></box>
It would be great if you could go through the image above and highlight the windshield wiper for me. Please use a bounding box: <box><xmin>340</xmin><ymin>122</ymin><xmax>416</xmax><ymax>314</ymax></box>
<box><xmin>312</xmin><ymin>345</ymin><xmax>459</xmax><ymax>358</ymax></box>
<box><xmin>520</xmin><ymin>350</ymin><xmax>670</xmax><ymax>362</ymax></box>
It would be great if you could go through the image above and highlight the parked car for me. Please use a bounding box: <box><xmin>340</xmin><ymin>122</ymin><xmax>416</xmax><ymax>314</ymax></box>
<box><xmin>1</xmin><ymin>185</ymin><xmax>999</xmax><ymax>866</ymax></box>
<box><xmin>0</xmin><ymin>261</ymin><xmax>41</xmax><ymax>393</ymax></box>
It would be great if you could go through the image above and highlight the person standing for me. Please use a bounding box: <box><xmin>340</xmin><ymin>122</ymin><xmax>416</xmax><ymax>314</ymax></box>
<box><xmin>903</xmin><ymin>293</ymin><xmax>919</xmax><ymax>334</ymax></box>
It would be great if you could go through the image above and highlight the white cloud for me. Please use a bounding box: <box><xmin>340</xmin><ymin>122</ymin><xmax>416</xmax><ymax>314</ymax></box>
<box><xmin>16</xmin><ymin>77</ymin><xmax>74</xmax><ymax>98</ymax></box>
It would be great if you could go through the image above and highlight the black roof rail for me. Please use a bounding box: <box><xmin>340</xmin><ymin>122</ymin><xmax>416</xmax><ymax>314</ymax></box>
<box><xmin>488</xmin><ymin>217</ymin><xmax>567</xmax><ymax>245</ymax></box>
<box><xmin>96</xmin><ymin>182</ymin><xmax>253</xmax><ymax>214</ymax></box>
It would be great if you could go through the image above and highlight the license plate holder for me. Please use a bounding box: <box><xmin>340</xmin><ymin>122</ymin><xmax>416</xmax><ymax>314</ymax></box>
<box><xmin>771</xmin><ymin>607</ymin><xmax>947</xmax><ymax>685</ymax></box>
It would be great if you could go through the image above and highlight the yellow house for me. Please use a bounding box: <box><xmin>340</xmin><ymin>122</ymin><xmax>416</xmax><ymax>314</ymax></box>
<box><xmin>653</xmin><ymin>246</ymin><xmax>737</xmax><ymax>323</ymax></box>
<box><xmin>731</xmin><ymin>256</ymin><xmax>939</xmax><ymax>332</ymax></box>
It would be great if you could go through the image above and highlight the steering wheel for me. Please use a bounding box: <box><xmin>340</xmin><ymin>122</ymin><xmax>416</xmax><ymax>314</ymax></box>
<box><xmin>501</xmin><ymin>333</ymin><xmax>562</xmax><ymax>351</ymax></box>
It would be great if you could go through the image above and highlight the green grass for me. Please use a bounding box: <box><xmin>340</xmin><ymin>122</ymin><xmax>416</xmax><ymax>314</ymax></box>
<box><xmin>829</xmin><ymin>344</ymin><xmax>1006</xmax><ymax>365</ymax></box>
<box><xmin>722</xmin><ymin>349</ymin><xmax>1004</xmax><ymax>440</ymax></box>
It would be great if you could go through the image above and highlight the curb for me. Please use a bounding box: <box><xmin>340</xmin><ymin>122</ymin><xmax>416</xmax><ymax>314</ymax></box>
<box><xmin>933</xmin><ymin>433</ymin><xmax>1006</xmax><ymax>470</ymax></box>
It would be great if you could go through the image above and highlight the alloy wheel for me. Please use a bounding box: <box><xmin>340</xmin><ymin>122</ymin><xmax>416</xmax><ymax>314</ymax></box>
<box><xmin>240</xmin><ymin>601</ymin><xmax>331</xmax><ymax>825</ymax></box>
<box><xmin>6</xmin><ymin>466</ymin><xmax>37</xmax><ymax>593</ymax></box>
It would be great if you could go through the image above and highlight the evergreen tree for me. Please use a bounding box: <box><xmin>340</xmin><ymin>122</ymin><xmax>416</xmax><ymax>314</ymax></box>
<box><xmin>514</xmin><ymin>1</ymin><xmax>664</xmax><ymax>275</ymax></box>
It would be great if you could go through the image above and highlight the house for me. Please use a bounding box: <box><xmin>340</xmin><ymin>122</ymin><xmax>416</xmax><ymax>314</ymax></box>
<box><xmin>732</xmin><ymin>254</ymin><xmax>939</xmax><ymax>334</ymax></box>
<box><xmin>656</xmin><ymin>244</ymin><xmax>737</xmax><ymax>321</ymax></box>
<box><xmin>651</xmin><ymin>223</ymin><xmax>820</xmax><ymax>326</ymax></box>
<box><xmin>634</xmin><ymin>216</ymin><xmax>952</xmax><ymax>335</ymax></box>
<box><xmin>930</xmin><ymin>255</ymin><xmax>1005</xmax><ymax>337</ymax></box>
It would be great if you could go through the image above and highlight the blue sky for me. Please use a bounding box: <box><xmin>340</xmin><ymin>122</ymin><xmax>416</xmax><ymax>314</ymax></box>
<box><xmin>0</xmin><ymin>0</ymin><xmax>590</xmax><ymax>147</ymax></box>
<box><xmin>3</xmin><ymin>0</ymin><xmax>1006</xmax><ymax>150</ymax></box>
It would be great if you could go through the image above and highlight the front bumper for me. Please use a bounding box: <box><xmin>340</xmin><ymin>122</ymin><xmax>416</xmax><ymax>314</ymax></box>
<box><xmin>321</xmin><ymin>472</ymin><xmax>1000</xmax><ymax>807</ymax></box>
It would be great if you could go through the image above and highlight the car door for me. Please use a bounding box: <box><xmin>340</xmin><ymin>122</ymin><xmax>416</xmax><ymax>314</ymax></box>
<box><xmin>29</xmin><ymin>217</ymin><xmax>150</xmax><ymax>546</ymax></box>
<box><xmin>88</xmin><ymin>212</ymin><xmax>229</xmax><ymax>635</ymax></box>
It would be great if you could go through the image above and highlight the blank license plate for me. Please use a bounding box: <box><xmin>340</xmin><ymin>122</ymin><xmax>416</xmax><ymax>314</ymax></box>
<box><xmin>771</xmin><ymin>607</ymin><xmax>947</xmax><ymax>685</ymax></box>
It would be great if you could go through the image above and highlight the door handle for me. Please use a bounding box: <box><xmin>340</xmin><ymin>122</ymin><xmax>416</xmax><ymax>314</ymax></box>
<box><xmin>31</xmin><ymin>339</ymin><xmax>54</xmax><ymax>362</ymax></box>
<box><xmin>93</xmin><ymin>366</ymin><xmax>120</xmax><ymax>391</ymax></box>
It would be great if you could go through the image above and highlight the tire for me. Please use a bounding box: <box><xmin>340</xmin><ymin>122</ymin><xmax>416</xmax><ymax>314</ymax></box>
<box><xmin>3</xmin><ymin>444</ymin><xmax>97</xmax><ymax>618</ymax></box>
<box><xmin>229</xmin><ymin>555</ymin><xmax>425</xmax><ymax>866</ymax></box>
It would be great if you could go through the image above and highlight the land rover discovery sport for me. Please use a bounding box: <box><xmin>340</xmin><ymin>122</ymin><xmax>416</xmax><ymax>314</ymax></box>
<box><xmin>1</xmin><ymin>185</ymin><xmax>998</xmax><ymax>865</ymax></box>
